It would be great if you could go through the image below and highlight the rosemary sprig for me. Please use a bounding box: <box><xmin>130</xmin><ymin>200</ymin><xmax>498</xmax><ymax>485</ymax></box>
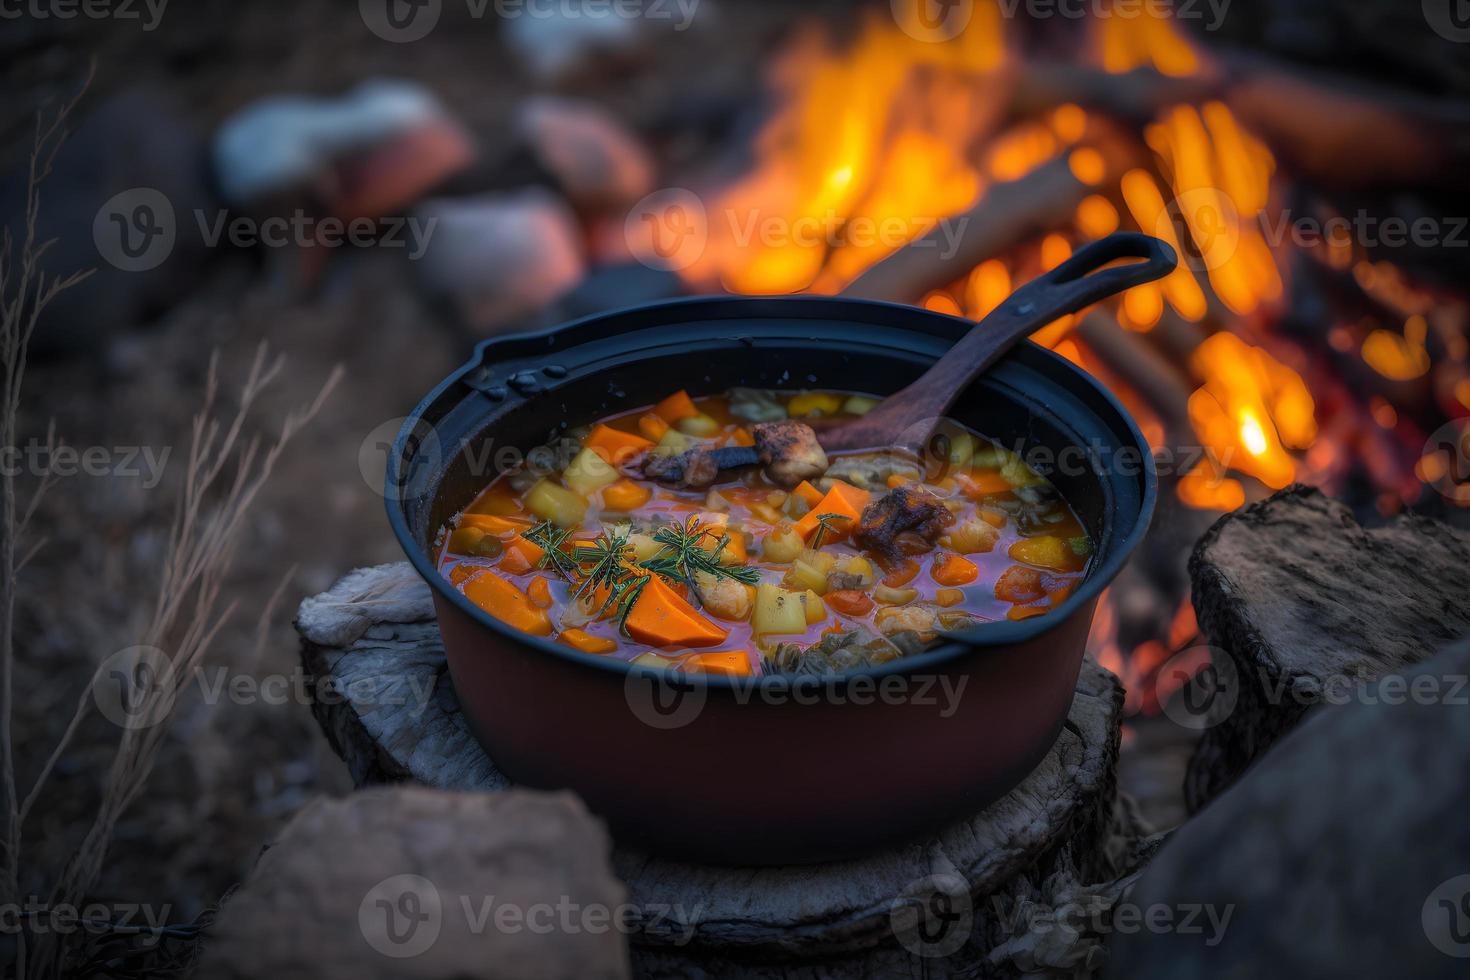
<box><xmin>523</xmin><ymin>519</ymin><xmax>579</xmax><ymax>580</ymax></box>
<box><xmin>572</xmin><ymin>524</ymin><xmax>633</xmax><ymax>601</ymax></box>
<box><xmin>609</xmin><ymin>572</ymin><xmax>652</xmax><ymax>634</ymax></box>
<box><xmin>641</xmin><ymin>516</ymin><xmax>760</xmax><ymax>590</ymax></box>
<box><xmin>809</xmin><ymin>512</ymin><xmax>852</xmax><ymax>550</ymax></box>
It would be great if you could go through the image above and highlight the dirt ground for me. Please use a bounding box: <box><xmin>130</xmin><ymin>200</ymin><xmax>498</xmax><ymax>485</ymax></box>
<box><xmin>4</xmin><ymin>0</ymin><xmax>817</xmax><ymax>926</ymax></box>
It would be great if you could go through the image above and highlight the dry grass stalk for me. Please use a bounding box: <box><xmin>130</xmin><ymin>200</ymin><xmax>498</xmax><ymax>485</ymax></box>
<box><xmin>1</xmin><ymin>77</ymin><xmax>343</xmax><ymax>980</ymax></box>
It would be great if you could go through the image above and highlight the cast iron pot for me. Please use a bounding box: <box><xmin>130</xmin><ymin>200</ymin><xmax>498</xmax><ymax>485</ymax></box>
<box><xmin>387</xmin><ymin>248</ymin><xmax>1162</xmax><ymax>865</ymax></box>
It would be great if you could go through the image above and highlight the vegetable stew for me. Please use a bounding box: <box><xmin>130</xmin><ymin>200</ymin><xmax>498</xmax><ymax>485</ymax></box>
<box><xmin>436</xmin><ymin>389</ymin><xmax>1092</xmax><ymax>677</ymax></box>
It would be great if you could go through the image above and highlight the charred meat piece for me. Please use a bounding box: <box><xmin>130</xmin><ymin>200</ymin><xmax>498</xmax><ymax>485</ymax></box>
<box><xmin>638</xmin><ymin>446</ymin><xmax>723</xmax><ymax>489</ymax></box>
<box><xmin>853</xmin><ymin>485</ymin><xmax>955</xmax><ymax>560</ymax></box>
<box><xmin>752</xmin><ymin>420</ymin><xmax>828</xmax><ymax>488</ymax></box>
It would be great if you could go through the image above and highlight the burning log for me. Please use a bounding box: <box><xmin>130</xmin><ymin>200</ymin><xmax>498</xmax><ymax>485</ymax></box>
<box><xmin>841</xmin><ymin>157</ymin><xmax>1088</xmax><ymax>305</ymax></box>
<box><xmin>1183</xmin><ymin>485</ymin><xmax>1470</xmax><ymax>811</ymax></box>
<box><xmin>298</xmin><ymin>563</ymin><xmax>1151</xmax><ymax>976</ymax></box>
<box><xmin>1075</xmin><ymin>313</ymin><xmax>1193</xmax><ymax>446</ymax></box>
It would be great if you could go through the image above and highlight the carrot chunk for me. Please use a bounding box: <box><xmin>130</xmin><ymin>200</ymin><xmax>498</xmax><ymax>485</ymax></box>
<box><xmin>654</xmin><ymin>389</ymin><xmax>699</xmax><ymax>423</ymax></box>
<box><xmin>792</xmin><ymin>480</ymin><xmax>825</xmax><ymax>508</ymax></box>
<box><xmin>935</xmin><ymin>588</ymin><xmax>965</xmax><ymax>607</ymax></box>
<box><xmin>792</xmin><ymin>481</ymin><xmax>870</xmax><ymax>541</ymax></box>
<box><xmin>458</xmin><ymin>513</ymin><xmax>530</xmax><ymax>535</ymax></box>
<box><xmin>682</xmin><ymin>650</ymin><xmax>752</xmax><ymax>677</ymax></box>
<box><xmin>583</xmin><ymin>424</ymin><xmax>653</xmax><ymax>466</ymax></box>
<box><xmin>602</xmin><ymin>478</ymin><xmax>652</xmax><ymax>512</ymax></box>
<box><xmin>558</xmin><ymin>628</ymin><xmax>618</xmax><ymax>654</ymax></box>
<box><xmin>498</xmin><ymin>534</ymin><xmax>545</xmax><ymax>575</ymax></box>
<box><xmin>880</xmin><ymin>560</ymin><xmax>920</xmax><ymax>588</ymax></box>
<box><xmin>994</xmin><ymin>565</ymin><xmax>1045</xmax><ymax>603</ymax></box>
<box><xmin>449</xmin><ymin>563</ymin><xmax>490</xmax><ymax>586</ymax></box>
<box><xmin>1007</xmin><ymin>604</ymin><xmax>1050</xmax><ymax>621</ymax></box>
<box><xmin>526</xmin><ymin>576</ymin><xmax>553</xmax><ymax>608</ymax></box>
<box><xmin>637</xmin><ymin>412</ymin><xmax>670</xmax><ymax>442</ymax></box>
<box><xmin>624</xmin><ymin>574</ymin><xmax>729</xmax><ymax>648</ymax></box>
<box><xmin>731</xmin><ymin>427</ymin><xmax>755</xmax><ymax>447</ymax></box>
<box><xmin>933</xmin><ymin>553</ymin><xmax>979</xmax><ymax>586</ymax></box>
<box><xmin>957</xmin><ymin>471</ymin><xmax>1013</xmax><ymax>498</ymax></box>
<box><xmin>463</xmin><ymin>574</ymin><xmax>553</xmax><ymax>635</ymax></box>
<box><xmin>825</xmin><ymin>589</ymin><xmax>875</xmax><ymax>617</ymax></box>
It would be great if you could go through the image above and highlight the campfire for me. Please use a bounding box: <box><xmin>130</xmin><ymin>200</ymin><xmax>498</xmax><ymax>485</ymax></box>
<box><xmin>626</xmin><ymin>1</ymin><xmax>1470</xmax><ymax>713</ymax></box>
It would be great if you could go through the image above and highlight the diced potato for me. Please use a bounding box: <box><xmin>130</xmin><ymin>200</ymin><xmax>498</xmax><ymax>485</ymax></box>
<box><xmin>874</xmin><ymin>584</ymin><xmax>919</xmax><ymax>605</ymax></box>
<box><xmin>627</xmin><ymin>532</ymin><xmax>664</xmax><ymax>563</ymax></box>
<box><xmin>677</xmin><ymin>412</ymin><xmax>720</xmax><ymax>436</ymax></box>
<box><xmin>787</xmin><ymin>392</ymin><xmax>844</xmax><ymax>417</ymax></box>
<box><xmin>563</xmin><ymin>447</ymin><xmax>618</xmax><ymax>496</ymax></box>
<box><xmin>752</xmin><ymin>583</ymin><xmax>808</xmax><ymax>636</ymax></box>
<box><xmin>783</xmin><ymin>558</ymin><xmax>830</xmax><ymax>595</ymax></box>
<box><xmin>939</xmin><ymin>430</ymin><xmax>975</xmax><ymax>466</ymax></box>
<box><xmin>704</xmin><ymin>489</ymin><xmax>731</xmax><ymax>512</ymax></box>
<box><xmin>841</xmin><ymin>394</ymin><xmax>878</xmax><ymax>416</ymax></box>
<box><xmin>631</xmin><ymin>652</ymin><xmax>673</xmax><ymax>670</ymax></box>
<box><xmin>447</xmin><ymin>526</ymin><xmax>486</xmax><ymax>554</ymax></box>
<box><xmin>801</xmin><ymin>590</ymin><xmax>827</xmax><ymax>624</ymax></box>
<box><xmin>875</xmin><ymin>604</ymin><xmax>938</xmax><ymax>638</ymax></box>
<box><xmin>837</xmin><ymin>555</ymin><xmax>875</xmax><ymax>587</ymax></box>
<box><xmin>1001</xmin><ymin>452</ymin><xmax>1046</xmax><ymax>488</ymax></box>
<box><xmin>797</xmin><ymin>549</ymin><xmax>837</xmax><ymax>573</ymax></box>
<box><xmin>525</xmin><ymin>480</ymin><xmax>587</xmax><ymax>528</ymax></box>
<box><xmin>943</xmin><ymin>518</ymin><xmax>1000</xmax><ymax>555</ymax></box>
<box><xmin>694</xmin><ymin>571</ymin><xmax>754</xmax><ymax>621</ymax></box>
<box><xmin>935</xmin><ymin>588</ymin><xmax>965</xmax><ymax>607</ymax></box>
<box><xmin>761</xmin><ymin>523</ymin><xmax>804</xmax><ymax>563</ymax></box>
<box><xmin>654</xmin><ymin>429</ymin><xmax>694</xmax><ymax>456</ymax></box>
<box><xmin>1008</xmin><ymin>535</ymin><xmax>1083</xmax><ymax>572</ymax></box>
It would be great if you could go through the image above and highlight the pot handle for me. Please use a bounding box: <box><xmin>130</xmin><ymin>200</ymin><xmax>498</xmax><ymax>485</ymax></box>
<box><xmin>999</xmin><ymin>232</ymin><xmax>1177</xmax><ymax>325</ymax></box>
<box><xmin>818</xmin><ymin>232</ymin><xmax>1176</xmax><ymax>455</ymax></box>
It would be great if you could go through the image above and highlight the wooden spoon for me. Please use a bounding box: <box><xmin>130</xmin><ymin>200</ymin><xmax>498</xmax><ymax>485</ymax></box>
<box><xmin>815</xmin><ymin>231</ymin><xmax>1177</xmax><ymax>455</ymax></box>
<box><xmin>644</xmin><ymin>233</ymin><xmax>1176</xmax><ymax>485</ymax></box>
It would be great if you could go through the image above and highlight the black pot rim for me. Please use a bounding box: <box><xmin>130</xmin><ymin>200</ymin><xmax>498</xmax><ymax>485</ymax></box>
<box><xmin>386</xmin><ymin>294</ymin><xmax>1158</xmax><ymax>692</ymax></box>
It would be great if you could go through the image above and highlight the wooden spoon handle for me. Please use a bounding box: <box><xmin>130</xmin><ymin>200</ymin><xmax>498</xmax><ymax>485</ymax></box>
<box><xmin>820</xmin><ymin>232</ymin><xmax>1177</xmax><ymax>454</ymax></box>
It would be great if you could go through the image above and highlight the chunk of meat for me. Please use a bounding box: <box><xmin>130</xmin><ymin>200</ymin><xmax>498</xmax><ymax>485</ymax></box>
<box><xmin>853</xmin><ymin>485</ymin><xmax>955</xmax><ymax>561</ymax></box>
<box><xmin>637</xmin><ymin>446</ymin><xmax>721</xmax><ymax>489</ymax></box>
<box><xmin>753</xmin><ymin>421</ymin><xmax>828</xmax><ymax>488</ymax></box>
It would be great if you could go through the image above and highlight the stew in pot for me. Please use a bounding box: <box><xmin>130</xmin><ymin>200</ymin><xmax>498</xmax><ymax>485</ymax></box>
<box><xmin>436</xmin><ymin>388</ymin><xmax>1092</xmax><ymax>677</ymax></box>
